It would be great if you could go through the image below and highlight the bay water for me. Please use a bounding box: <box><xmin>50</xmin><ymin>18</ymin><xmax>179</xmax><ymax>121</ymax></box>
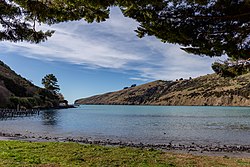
<box><xmin>0</xmin><ymin>105</ymin><xmax>250</xmax><ymax>145</ymax></box>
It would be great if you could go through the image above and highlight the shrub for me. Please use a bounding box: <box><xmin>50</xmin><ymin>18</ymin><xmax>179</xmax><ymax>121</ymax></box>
<box><xmin>212</xmin><ymin>61</ymin><xmax>250</xmax><ymax>77</ymax></box>
<box><xmin>131</xmin><ymin>84</ymin><xmax>136</xmax><ymax>87</ymax></box>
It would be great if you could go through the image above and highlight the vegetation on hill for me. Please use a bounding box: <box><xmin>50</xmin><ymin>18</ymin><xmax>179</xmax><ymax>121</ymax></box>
<box><xmin>0</xmin><ymin>61</ymin><xmax>60</xmax><ymax>109</ymax></box>
<box><xmin>75</xmin><ymin>73</ymin><xmax>250</xmax><ymax>106</ymax></box>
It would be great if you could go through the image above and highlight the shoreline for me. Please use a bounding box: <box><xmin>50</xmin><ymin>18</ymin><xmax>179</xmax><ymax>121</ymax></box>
<box><xmin>76</xmin><ymin>103</ymin><xmax>250</xmax><ymax>107</ymax></box>
<box><xmin>0</xmin><ymin>132</ymin><xmax>249</xmax><ymax>158</ymax></box>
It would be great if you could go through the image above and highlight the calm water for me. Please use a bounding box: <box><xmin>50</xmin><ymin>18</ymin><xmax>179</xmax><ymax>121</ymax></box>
<box><xmin>0</xmin><ymin>105</ymin><xmax>250</xmax><ymax>145</ymax></box>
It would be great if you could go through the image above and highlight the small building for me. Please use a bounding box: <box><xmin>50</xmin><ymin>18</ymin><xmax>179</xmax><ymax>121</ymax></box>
<box><xmin>59</xmin><ymin>100</ymin><xmax>68</xmax><ymax>107</ymax></box>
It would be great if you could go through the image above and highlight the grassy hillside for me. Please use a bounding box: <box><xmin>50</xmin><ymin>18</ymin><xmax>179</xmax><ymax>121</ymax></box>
<box><xmin>75</xmin><ymin>73</ymin><xmax>250</xmax><ymax>106</ymax></box>
<box><xmin>0</xmin><ymin>60</ymin><xmax>59</xmax><ymax>109</ymax></box>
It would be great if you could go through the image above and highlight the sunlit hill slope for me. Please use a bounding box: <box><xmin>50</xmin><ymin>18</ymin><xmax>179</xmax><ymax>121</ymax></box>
<box><xmin>75</xmin><ymin>74</ymin><xmax>250</xmax><ymax>106</ymax></box>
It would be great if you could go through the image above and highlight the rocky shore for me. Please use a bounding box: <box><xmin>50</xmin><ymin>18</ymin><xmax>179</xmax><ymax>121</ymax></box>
<box><xmin>1</xmin><ymin>132</ymin><xmax>249</xmax><ymax>158</ymax></box>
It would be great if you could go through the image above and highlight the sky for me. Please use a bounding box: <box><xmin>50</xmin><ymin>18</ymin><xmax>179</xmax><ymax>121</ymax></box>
<box><xmin>0</xmin><ymin>7</ymin><xmax>217</xmax><ymax>103</ymax></box>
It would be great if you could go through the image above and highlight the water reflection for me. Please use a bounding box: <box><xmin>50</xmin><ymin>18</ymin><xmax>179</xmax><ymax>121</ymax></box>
<box><xmin>41</xmin><ymin>110</ymin><xmax>59</xmax><ymax>126</ymax></box>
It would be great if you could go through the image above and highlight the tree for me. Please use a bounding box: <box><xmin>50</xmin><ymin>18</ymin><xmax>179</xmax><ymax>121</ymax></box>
<box><xmin>131</xmin><ymin>84</ymin><xmax>136</xmax><ymax>87</ymax></box>
<box><xmin>0</xmin><ymin>0</ymin><xmax>54</xmax><ymax>43</ymax></box>
<box><xmin>42</xmin><ymin>74</ymin><xmax>60</xmax><ymax>93</ymax></box>
<box><xmin>212</xmin><ymin>60</ymin><xmax>250</xmax><ymax>77</ymax></box>
<box><xmin>0</xmin><ymin>0</ymin><xmax>111</xmax><ymax>43</ymax></box>
<box><xmin>1</xmin><ymin>0</ymin><xmax>250</xmax><ymax>74</ymax></box>
<box><xmin>121</xmin><ymin>0</ymin><xmax>250</xmax><ymax>61</ymax></box>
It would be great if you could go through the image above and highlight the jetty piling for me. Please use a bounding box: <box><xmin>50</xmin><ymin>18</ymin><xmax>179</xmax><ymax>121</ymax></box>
<box><xmin>0</xmin><ymin>109</ymin><xmax>40</xmax><ymax>118</ymax></box>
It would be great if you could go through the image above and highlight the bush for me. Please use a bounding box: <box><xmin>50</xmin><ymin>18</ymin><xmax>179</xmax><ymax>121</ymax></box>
<box><xmin>8</xmin><ymin>96</ymin><xmax>43</xmax><ymax>109</ymax></box>
<box><xmin>212</xmin><ymin>61</ymin><xmax>250</xmax><ymax>77</ymax></box>
<box><xmin>37</xmin><ymin>88</ymin><xmax>60</xmax><ymax>107</ymax></box>
<box><xmin>131</xmin><ymin>84</ymin><xmax>136</xmax><ymax>87</ymax></box>
<box><xmin>9</xmin><ymin>97</ymin><xmax>28</xmax><ymax>109</ymax></box>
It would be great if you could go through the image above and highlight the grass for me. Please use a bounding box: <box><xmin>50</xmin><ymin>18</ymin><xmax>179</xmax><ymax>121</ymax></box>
<box><xmin>0</xmin><ymin>141</ymin><xmax>249</xmax><ymax>167</ymax></box>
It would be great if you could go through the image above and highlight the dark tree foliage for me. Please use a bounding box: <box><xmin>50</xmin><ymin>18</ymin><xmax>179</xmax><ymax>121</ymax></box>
<box><xmin>0</xmin><ymin>0</ymin><xmax>113</xmax><ymax>43</ymax></box>
<box><xmin>0</xmin><ymin>0</ymin><xmax>55</xmax><ymax>43</ymax></box>
<box><xmin>42</xmin><ymin>74</ymin><xmax>60</xmax><ymax>93</ymax></box>
<box><xmin>1</xmin><ymin>0</ymin><xmax>250</xmax><ymax>63</ymax></box>
<box><xmin>212</xmin><ymin>60</ymin><xmax>250</xmax><ymax>77</ymax></box>
<box><xmin>120</xmin><ymin>0</ymin><xmax>250</xmax><ymax>60</ymax></box>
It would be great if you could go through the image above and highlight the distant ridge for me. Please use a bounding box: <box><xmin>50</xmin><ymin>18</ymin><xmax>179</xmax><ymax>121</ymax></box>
<box><xmin>75</xmin><ymin>73</ymin><xmax>250</xmax><ymax>106</ymax></box>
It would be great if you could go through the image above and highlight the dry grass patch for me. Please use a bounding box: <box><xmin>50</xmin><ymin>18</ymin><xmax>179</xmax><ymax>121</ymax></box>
<box><xmin>161</xmin><ymin>153</ymin><xmax>250</xmax><ymax>167</ymax></box>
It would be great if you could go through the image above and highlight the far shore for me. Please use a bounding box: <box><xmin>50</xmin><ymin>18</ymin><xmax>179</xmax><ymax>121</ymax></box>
<box><xmin>0</xmin><ymin>104</ymin><xmax>76</xmax><ymax>110</ymax></box>
<box><xmin>0</xmin><ymin>131</ymin><xmax>249</xmax><ymax>158</ymax></box>
<box><xmin>76</xmin><ymin>103</ymin><xmax>250</xmax><ymax>107</ymax></box>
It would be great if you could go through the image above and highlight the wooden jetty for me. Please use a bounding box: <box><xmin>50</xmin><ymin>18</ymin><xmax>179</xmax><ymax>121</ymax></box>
<box><xmin>0</xmin><ymin>109</ymin><xmax>40</xmax><ymax>118</ymax></box>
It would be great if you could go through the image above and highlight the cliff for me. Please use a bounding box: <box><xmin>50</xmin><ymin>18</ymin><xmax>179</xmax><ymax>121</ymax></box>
<box><xmin>75</xmin><ymin>73</ymin><xmax>250</xmax><ymax>106</ymax></box>
<box><xmin>0</xmin><ymin>60</ymin><xmax>59</xmax><ymax>109</ymax></box>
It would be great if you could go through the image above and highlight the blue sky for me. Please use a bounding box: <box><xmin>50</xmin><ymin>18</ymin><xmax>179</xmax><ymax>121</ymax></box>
<box><xmin>0</xmin><ymin>8</ymin><xmax>216</xmax><ymax>103</ymax></box>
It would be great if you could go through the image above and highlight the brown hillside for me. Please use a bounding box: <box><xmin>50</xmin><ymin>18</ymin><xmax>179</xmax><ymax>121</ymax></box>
<box><xmin>75</xmin><ymin>73</ymin><xmax>250</xmax><ymax>106</ymax></box>
<box><xmin>0</xmin><ymin>85</ymin><xmax>11</xmax><ymax>107</ymax></box>
<box><xmin>0</xmin><ymin>60</ymin><xmax>59</xmax><ymax>108</ymax></box>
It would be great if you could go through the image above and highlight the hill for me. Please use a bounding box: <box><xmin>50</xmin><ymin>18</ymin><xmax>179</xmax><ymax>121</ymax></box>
<box><xmin>0</xmin><ymin>61</ymin><xmax>59</xmax><ymax>109</ymax></box>
<box><xmin>75</xmin><ymin>73</ymin><xmax>250</xmax><ymax>106</ymax></box>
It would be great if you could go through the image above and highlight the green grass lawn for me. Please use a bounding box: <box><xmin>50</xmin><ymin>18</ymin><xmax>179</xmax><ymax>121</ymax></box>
<box><xmin>0</xmin><ymin>140</ymin><xmax>249</xmax><ymax>167</ymax></box>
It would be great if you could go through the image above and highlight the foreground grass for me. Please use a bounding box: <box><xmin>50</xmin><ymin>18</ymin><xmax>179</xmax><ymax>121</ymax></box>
<box><xmin>0</xmin><ymin>141</ymin><xmax>249</xmax><ymax>167</ymax></box>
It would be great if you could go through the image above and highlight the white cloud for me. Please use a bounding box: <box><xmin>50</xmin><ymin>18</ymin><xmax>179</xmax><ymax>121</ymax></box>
<box><xmin>0</xmin><ymin>7</ymin><xmax>216</xmax><ymax>81</ymax></box>
<box><xmin>129</xmin><ymin>77</ymin><xmax>149</xmax><ymax>82</ymax></box>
